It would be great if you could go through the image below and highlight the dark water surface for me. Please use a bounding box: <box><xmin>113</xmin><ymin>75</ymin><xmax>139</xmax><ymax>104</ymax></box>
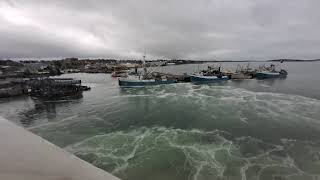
<box><xmin>1</xmin><ymin>62</ymin><xmax>320</xmax><ymax>180</ymax></box>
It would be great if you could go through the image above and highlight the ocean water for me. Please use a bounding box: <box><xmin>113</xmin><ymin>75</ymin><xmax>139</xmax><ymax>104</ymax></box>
<box><xmin>0</xmin><ymin>62</ymin><xmax>320</xmax><ymax>180</ymax></box>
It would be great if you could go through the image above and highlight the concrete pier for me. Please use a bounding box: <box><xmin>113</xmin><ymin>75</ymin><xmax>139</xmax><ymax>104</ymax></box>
<box><xmin>0</xmin><ymin>117</ymin><xmax>120</xmax><ymax>180</ymax></box>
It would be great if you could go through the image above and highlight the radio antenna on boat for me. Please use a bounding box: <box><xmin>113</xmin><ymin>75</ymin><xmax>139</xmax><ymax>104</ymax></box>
<box><xmin>143</xmin><ymin>49</ymin><xmax>148</xmax><ymax>78</ymax></box>
<box><xmin>143</xmin><ymin>49</ymin><xmax>146</xmax><ymax>62</ymax></box>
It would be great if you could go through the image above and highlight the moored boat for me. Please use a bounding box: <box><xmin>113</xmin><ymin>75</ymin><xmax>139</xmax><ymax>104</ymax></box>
<box><xmin>118</xmin><ymin>51</ymin><xmax>177</xmax><ymax>87</ymax></box>
<box><xmin>190</xmin><ymin>65</ymin><xmax>229</xmax><ymax>83</ymax></box>
<box><xmin>255</xmin><ymin>64</ymin><xmax>288</xmax><ymax>79</ymax></box>
<box><xmin>230</xmin><ymin>64</ymin><xmax>253</xmax><ymax>80</ymax></box>
<box><xmin>256</xmin><ymin>70</ymin><xmax>287</xmax><ymax>79</ymax></box>
<box><xmin>118</xmin><ymin>78</ymin><xmax>177</xmax><ymax>87</ymax></box>
<box><xmin>190</xmin><ymin>74</ymin><xmax>229</xmax><ymax>83</ymax></box>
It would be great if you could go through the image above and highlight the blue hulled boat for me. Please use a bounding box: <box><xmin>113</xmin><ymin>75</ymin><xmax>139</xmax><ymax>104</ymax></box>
<box><xmin>118</xmin><ymin>78</ymin><xmax>177</xmax><ymax>87</ymax></box>
<box><xmin>190</xmin><ymin>74</ymin><xmax>229</xmax><ymax>83</ymax></box>
<box><xmin>118</xmin><ymin>51</ymin><xmax>177</xmax><ymax>87</ymax></box>
<box><xmin>190</xmin><ymin>65</ymin><xmax>229</xmax><ymax>83</ymax></box>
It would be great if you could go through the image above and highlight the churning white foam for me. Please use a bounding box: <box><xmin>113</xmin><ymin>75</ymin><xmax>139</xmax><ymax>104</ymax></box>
<box><xmin>66</xmin><ymin>127</ymin><xmax>320</xmax><ymax>180</ymax></box>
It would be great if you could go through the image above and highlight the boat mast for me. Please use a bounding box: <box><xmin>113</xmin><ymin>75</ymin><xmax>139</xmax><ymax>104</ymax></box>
<box><xmin>143</xmin><ymin>49</ymin><xmax>148</xmax><ymax>78</ymax></box>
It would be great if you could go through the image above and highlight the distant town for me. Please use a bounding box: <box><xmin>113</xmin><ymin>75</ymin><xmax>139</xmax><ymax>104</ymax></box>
<box><xmin>1</xmin><ymin>57</ymin><xmax>319</xmax><ymax>78</ymax></box>
<box><xmin>0</xmin><ymin>57</ymin><xmax>319</xmax><ymax>98</ymax></box>
<box><xmin>0</xmin><ymin>58</ymin><xmax>220</xmax><ymax>98</ymax></box>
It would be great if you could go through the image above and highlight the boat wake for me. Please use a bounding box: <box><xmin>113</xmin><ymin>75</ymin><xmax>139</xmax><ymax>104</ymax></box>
<box><xmin>66</xmin><ymin>127</ymin><xmax>320</xmax><ymax>180</ymax></box>
<box><xmin>27</xmin><ymin>83</ymin><xmax>320</xmax><ymax>180</ymax></box>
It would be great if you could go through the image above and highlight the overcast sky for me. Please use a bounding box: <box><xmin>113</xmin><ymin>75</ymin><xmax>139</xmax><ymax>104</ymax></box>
<box><xmin>0</xmin><ymin>0</ymin><xmax>320</xmax><ymax>60</ymax></box>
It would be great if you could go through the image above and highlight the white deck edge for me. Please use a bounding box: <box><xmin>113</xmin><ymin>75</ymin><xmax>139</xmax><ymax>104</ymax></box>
<box><xmin>0</xmin><ymin>116</ymin><xmax>120</xmax><ymax>180</ymax></box>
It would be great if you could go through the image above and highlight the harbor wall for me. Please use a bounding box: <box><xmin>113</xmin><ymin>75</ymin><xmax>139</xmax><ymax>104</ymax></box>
<box><xmin>0</xmin><ymin>116</ymin><xmax>120</xmax><ymax>180</ymax></box>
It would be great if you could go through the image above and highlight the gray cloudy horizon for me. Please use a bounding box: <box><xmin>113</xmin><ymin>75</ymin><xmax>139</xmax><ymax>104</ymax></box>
<box><xmin>0</xmin><ymin>0</ymin><xmax>320</xmax><ymax>60</ymax></box>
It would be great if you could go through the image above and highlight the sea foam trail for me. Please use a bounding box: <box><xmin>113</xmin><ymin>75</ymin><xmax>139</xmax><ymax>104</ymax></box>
<box><xmin>66</xmin><ymin>127</ymin><xmax>320</xmax><ymax>180</ymax></box>
<box><xmin>30</xmin><ymin>84</ymin><xmax>320</xmax><ymax>179</ymax></box>
<box><xmin>117</xmin><ymin>84</ymin><xmax>320</xmax><ymax>134</ymax></box>
<box><xmin>27</xmin><ymin>115</ymin><xmax>79</xmax><ymax>130</ymax></box>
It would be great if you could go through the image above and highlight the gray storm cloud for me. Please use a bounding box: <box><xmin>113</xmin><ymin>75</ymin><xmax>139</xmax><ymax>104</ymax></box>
<box><xmin>0</xmin><ymin>0</ymin><xmax>320</xmax><ymax>60</ymax></box>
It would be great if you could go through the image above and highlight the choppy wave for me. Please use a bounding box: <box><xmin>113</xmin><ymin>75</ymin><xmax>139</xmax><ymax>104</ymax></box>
<box><xmin>66</xmin><ymin>127</ymin><xmax>320</xmax><ymax>180</ymax></box>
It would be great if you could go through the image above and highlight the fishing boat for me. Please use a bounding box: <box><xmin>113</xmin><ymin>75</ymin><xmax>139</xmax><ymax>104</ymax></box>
<box><xmin>119</xmin><ymin>77</ymin><xmax>176</xmax><ymax>87</ymax></box>
<box><xmin>256</xmin><ymin>70</ymin><xmax>288</xmax><ymax>79</ymax></box>
<box><xmin>190</xmin><ymin>65</ymin><xmax>229</xmax><ymax>83</ymax></box>
<box><xmin>256</xmin><ymin>64</ymin><xmax>288</xmax><ymax>79</ymax></box>
<box><xmin>230</xmin><ymin>64</ymin><xmax>253</xmax><ymax>79</ymax></box>
<box><xmin>190</xmin><ymin>74</ymin><xmax>229</xmax><ymax>83</ymax></box>
<box><xmin>118</xmin><ymin>52</ymin><xmax>177</xmax><ymax>87</ymax></box>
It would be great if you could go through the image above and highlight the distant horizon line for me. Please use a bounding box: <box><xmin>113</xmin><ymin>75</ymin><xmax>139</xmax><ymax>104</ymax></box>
<box><xmin>1</xmin><ymin>57</ymin><xmax>320</xmax><ymax>62</ymax></box>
